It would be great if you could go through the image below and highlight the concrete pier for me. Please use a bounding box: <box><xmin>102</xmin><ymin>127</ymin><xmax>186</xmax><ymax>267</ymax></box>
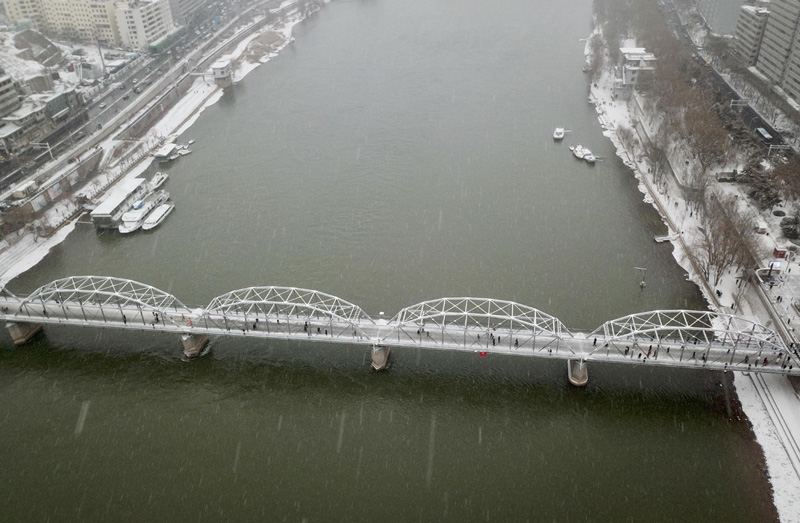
<box><xmin>371</xmin><ymin>345</ymin><xmax>390</xmax><ymax>371</ymax></box>
<box><xmin>6</xmin><ymin>321</ymin><xmax>43</xmax><ymax>346</ymax></box>
<box><xmin>181</xmin><ymin>333</ymin><xmax>209</xmax><ymax>359</ymax></box>
<box><xmin>568</xmin><ymin>359</ymin><xmax>588</xmax><ymax>387</ymax></box>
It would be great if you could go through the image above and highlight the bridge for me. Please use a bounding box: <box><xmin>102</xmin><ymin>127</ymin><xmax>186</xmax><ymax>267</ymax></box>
<box><xmin>1</xmin><ymin>276</ymin><xmax>798</xmax><ymax>383</ymax></box>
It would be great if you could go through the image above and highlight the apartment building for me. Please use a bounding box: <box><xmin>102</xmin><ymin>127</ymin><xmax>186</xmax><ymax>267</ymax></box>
<box><xmin>167</xmin><ymin>0</ymin><xmax>204</xmax><ymax>25</ymax></box>
<box><xmin>0</xmin><ymin>74</ymin><xmax>21</xmax><ymax>119</ymax></box>
<box><xmin>4</xmin><ymin>0</ymin><xmax>45</xmax><ymax>29</ymax></box>
<box><xmin>734</xmin><ymin>4</ymin><xmax>770</xmax><ymax>66</ymax></box>
<box><xmin>115</xmin><ymin>0</ymin><xmax>173</xmax><ymax>50</ymax></box>
<box><xmin>40</xmin><ymin>0</ymin><xmax>96</xmax><ymax>41</ymax></box>
<box><xmin>756</xmin><ymin>0</ymin><xmax>800</xmax><ymax>84</ymax></box>
<box><xmin>4</xmin><ymin>0</ymin><xmax>173</xmax><ymax>48</ymax></box>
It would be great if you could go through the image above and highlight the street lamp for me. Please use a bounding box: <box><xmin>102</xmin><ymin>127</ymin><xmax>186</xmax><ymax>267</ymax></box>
<box><xmin>635</xmin><ymin>267</ymin><xmax>647</xmax><ymax>289</ymax></box>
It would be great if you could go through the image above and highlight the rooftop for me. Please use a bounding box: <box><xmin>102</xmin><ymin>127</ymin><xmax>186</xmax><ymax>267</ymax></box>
<box><xmin>91</xmin><ymin>178</ymin><xmax>145</xmax><ymax>216</ymax></box>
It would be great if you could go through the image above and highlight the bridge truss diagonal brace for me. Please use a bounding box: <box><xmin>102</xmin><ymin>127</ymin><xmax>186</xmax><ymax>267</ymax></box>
<box><xmin>587</xmin><ymin>310</ymin><xmax>797</xmax><ymax>368</ymax></box>
<box><xmin>13</xmin><ymin>275</ymin><xmax>189</xmax><ymax>327</ymax></box>
<box><xmin>381</xmin><ymin>297</ymin><xmax>572</xmax><ymax>352</ymax></box>
<box><xmin>203</xmin><ymin>286</ymin><xmax>375</xmax><ymax>339</ymax></box>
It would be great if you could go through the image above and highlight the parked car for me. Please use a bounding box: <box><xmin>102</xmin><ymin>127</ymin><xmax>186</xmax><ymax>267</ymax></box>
<box><xmin>99</xmin><ymin>103</ymin><xmax>106</xmax><ymax>109</ymax></box>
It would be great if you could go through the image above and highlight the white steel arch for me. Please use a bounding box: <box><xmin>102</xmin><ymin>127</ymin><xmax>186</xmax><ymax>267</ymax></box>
<box><xmin>589</xmin><ymin>310</ymin><xmax>781</xmax><ymax>349</ymax></box>
<box><xmin>382</xmin><ymin>297</ymin><xmax>571</xmax><ymax>351</ymax></box>
<box><xmin>15</xmin><ymin>276</ymin><xmax>186</xmax><ymax>313</ymax></box>
<box><xmin>204</xmin><ymin>286</ymin><xmax>375</xmax><ymax>339</ymax></box>
<box><xmin>11</xmin><ymin>275</ymin><xmax>188</xmax><ymax>327</ymax></box>
<box><xmin>587</xmin><ymin>310</ymin><xmax>795</xmax><ymax>367</ymax></box>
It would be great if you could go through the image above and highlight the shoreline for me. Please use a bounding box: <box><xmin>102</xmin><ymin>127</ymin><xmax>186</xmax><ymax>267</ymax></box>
<box><xmin>0</xmin><ymin>0</ymin><xmax>327</xmax><ymax>288</ymax></box>
<box><xmin>0</xmin><ymin>5</ymin><xmax>796</xmax><ymax>520</ymax></box>
<box><xmin>585</xmin><ymin>27</ymin><xmax>800</xmax><ymax>523</ymax></box>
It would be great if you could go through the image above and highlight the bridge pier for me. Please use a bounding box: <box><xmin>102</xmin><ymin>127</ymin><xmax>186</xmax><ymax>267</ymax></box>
<box><xmin>6</xmin><ymin>321</ymin><xmax>43</xmax><ymax>346</ymax></box>
<box><xmin>181</xmin><ymin>333</ymin><xmax>209</xmax><ymax>359</ymax></box>
<box><xmin>371</xmin><ymin>345</ymin><xmax>390</xmax><ymax>371</ymax></box>
<box><xmin>568</xmin><ymin>359</ymin><xmax>588</xmax><ymax>387</ymax></box>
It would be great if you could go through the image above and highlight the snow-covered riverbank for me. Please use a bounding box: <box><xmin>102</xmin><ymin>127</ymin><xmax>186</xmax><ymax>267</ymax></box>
<box><xmin>586</xmin><ymin>31</ymin><xmax>800</xmax><ymax>523</ymax></box>
<box><xmin>0</xmin><ymin>0</ymin><xmax>327</xmax><ymax>288</ymax></box>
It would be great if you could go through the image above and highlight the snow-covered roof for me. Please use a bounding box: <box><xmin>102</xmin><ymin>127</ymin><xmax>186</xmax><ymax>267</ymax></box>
<box><xmin>3</xmin><ymin>101</ymin><xmax>44</xmax><ymax>121</ymax></box>
<box><xmin>91</xmin><ymin>178</ymin><xmax>145</xmax><ymax>216</ymax></box>
<box><xmin>154</xmin><ymin>143</ymin><xmax>176</xmax><ymax>157</ymax></box>
<box><xmin>212</xmin><ymin>58</ymin><xmax>231</xmax><ymax>70</ymax></box>
<box><xmin>0</xmin><ymin>121</ymin><xmax>20</xmax><ymax>137</ymax></box>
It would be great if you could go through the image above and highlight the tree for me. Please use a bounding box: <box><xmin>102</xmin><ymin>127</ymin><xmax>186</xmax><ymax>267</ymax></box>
<box><xmin>695</xmin><ymin>196</ymin><xmax>759</xmax><ymax>286</ymax></box>
<box><xmin>771</xmin><ymin>156</ymin><xmax>800</xmax><ymax>201</ymax></box>
<box><xmin>0</xmin><ymin>204</ymin><xmax>34</xmax><ymax>235</ymax></box>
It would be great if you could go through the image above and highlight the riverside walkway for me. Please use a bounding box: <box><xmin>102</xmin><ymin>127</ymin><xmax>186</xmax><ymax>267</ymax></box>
<box><xmin>1</xmin><ymin>276</ymin><xmax>798</xmax><ymax>378</ymax></box>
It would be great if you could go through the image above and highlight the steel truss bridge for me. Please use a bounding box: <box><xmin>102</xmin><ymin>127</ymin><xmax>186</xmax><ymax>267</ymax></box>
<box><xmin>1</xmin><ymin>275</ymin><xmax>798</xmax><ymax>376</ymax></box>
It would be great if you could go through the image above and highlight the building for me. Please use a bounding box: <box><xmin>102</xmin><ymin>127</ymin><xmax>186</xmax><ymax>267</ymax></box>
<box><xmin>90</xmin><ymin>177</ymin><xmax>147</xmax><ymax>228</ymax></box>
<box><xmin>698</xmin><ymin>0</ymin><xmax>745</xmax><ymax>35</ymax></box>
<box><xmin>756</xmin><ymin>0</ymin><xmax>800</xmax><ymax>85</ymax></box>
<box><xmin>734</xmin><ymin>4</ymin><xmax>770</xmax><ymax>66</ymax></box>
<box><xmin>167</xmin><ymin>0</ymin><xmax>205</xmax><ymax>26</ymax></box>
<box><xmin>40</xmin><ymin>0</ymin><xmax>96</xmax><ymax>41</ymax></box>
<box><xmin>3</xmin><ymin>0</ymin><xmax>173</xmax><ymax>47</ymax></box>
<box><xmin>0</xmin><ymin>73</ymin><xmax>21</xmax><ymax>119</ymax></box>
<box><xmin>4</xmin><ymin>0</ymin><xmax>45</xmax><ymax>30</ymax></box>
<box><xmin>0</xmin><ymin>100</ymin><xmax>47</xmax><ymax>152</ymax></box>
<box><xmin>92</xmin><ymin>0</ymin><xmax>121</xmax><ymax>46</ymax></box>
<box><xmin>782</xmin><ymin>37</ymin><xmax>800</xmax><ymax>99</ymax></box>
<box><xmin>115</xmin><ymin>0</ymin><xmax>174</xmax><ymax>50</ymax></box>
<box><xmin>211</xmin><ymin>57</ymin><xmax>231</xmax><ymax>87</ymax></box>
<box><xmin>616</xmin><ymin>47</ymin><xmax>656</xmax><ymax>89</ymax></box>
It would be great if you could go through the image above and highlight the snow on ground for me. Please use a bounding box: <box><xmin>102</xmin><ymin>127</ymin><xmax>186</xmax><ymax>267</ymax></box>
<box><xmin>587</xmin><ymin>31</ymin><xmax>800</xmax><ymax>523</ymax></box>
<box><xmin>0</xmin><ymin>221</ymin><xmax>77</xmax><ymax>289</ymax></box>
<box><xmin>0</xmin><ymin>0</ymin><xmax>328</xmax><ymax>290</ymax></box>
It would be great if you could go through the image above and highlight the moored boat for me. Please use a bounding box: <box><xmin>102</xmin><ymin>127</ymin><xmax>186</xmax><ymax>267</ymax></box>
<box><xmin>149</xmin><ymin>172</ymin><xmax>168</xmax><ymax>190</ymax></box>
<box><xmin>142</xmin><ymin>203</ymin><xmax>174</xmax><ymax>231</ymax></box>
<box><xmin>118</xmin><ymin>190</ymin><xmax>169</xmax><ymax>233</ymax></box>
<box><xmin>553</xmin><ymin>127</ymin><xmax>565</xmax><ymax>140</ymax></box>
<box><xmin>584</xmin><ymin>150</ymin><xmax>596</xmax><ymax>163</ymax></box>
<box><xmin>572</xmin><ymin>144</ymin><xmax>586</xmax><ymax>159</ymax></box>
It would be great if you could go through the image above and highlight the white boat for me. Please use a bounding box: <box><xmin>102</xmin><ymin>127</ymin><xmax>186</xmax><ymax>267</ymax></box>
<box><xmin>118</xmin><ymin>190</ymin><xmax>169</xmax><ymax>233</ymax></box>
<box><xmin>553</xmin><ymin>127</ymin><xmax>565</xmax><ymax>140</ymax></box>
<box><xmin>584</xmin><ymin>150</ymin><xmax>596</xmax><ymax>163</ymax></box>
<box><xmin>142</xmin><ymin>203</ymin><xmax>174</xmax><ymax>231</ymax></box>
<box><xmin>168</xmin><ymin>153</ymin><xmax>179</xmax><ymax>161</ymax></box>
<box><xmin>178</xmin><ymin>148</ymin><xmax>192</xmax><ymax>156</ymax></box>
<box><xmin>572</xmin><ymin>144</ymin><xmax>586</xmax><ymax>159</ymax></box>
<box><xmin>187</xmin><ymin>139</ymin><xmax>195</xmax><ymax>145</ymax></box>
<box><xmin>149</xmin><ymin>172</ymin><xmax>168</xmax><ymax>190</ymax></box>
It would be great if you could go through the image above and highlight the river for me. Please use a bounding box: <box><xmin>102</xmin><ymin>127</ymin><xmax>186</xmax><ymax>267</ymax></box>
<box><xmin>0</xmin><ymin>0</ymin><xmax>777</xmax><ymax>521</ymax></box>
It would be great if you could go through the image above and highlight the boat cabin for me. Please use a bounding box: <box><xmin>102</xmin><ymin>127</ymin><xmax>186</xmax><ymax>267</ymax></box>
<box><xmin>154</xmin><ymin>143</ymin><xmax>177</xmax><ymax>162</ymax></box>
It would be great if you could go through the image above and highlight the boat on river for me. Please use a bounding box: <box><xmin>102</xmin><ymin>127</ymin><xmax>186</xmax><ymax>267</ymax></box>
<box><xmin>119</xmin><ymin>190</ymin><xmax>169</xmax><ymax>233</ymax></box>
<box><xmin>553</xmin><ymin>127</ymin><xmax>565</xmax><ymax>140</ymax></box>
<box><xmin>142</xmin><ymin>203</ymin><xmax>174</xmax><ymax>231</ymax></box>
<box><xmin>570</xmin><ymin>144</ymin><xmax>586</xmax><ymax>159</ymax></box>
<box><xmin>584</xmin><ymin>150</ymin><xmax>596</xmax><ymax>163</ymax></box>
<box><xmin>149</xmin><ymin>172</ymin><xmax>168</xmax><ymax>190</ymax></box>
